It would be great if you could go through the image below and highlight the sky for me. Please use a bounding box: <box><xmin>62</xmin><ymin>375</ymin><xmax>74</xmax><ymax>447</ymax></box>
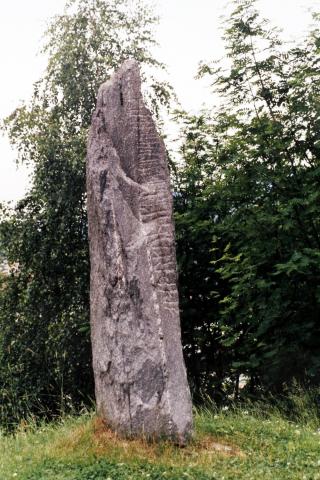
<box><xmin>0</xmin><ymin>0</ymin><xmax>318</xmax><ymax>203</ymax></box>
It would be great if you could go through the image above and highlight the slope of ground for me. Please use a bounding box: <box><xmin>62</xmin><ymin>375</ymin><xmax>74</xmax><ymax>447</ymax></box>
<box><xmin>1</xmin><ymin>405</ymin><xmax>320</xmax><ymax>479</ymax></box>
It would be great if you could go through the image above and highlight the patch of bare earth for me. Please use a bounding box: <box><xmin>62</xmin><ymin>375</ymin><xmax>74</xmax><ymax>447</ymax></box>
<box><xmin>90</xmin><ymin>417</ymin><xmax>245</xmax><ymax>467</ymax></box>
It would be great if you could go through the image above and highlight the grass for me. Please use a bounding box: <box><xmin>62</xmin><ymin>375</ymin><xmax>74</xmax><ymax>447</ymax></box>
<box><xmin>1</xmin><ymin>402</ymin><xmax>320</xmax><ymax>480</ymax></box>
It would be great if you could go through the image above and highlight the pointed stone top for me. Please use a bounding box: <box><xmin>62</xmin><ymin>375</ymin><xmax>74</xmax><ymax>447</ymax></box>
<box><xmin>118</xmin><ymin>58</ymin><xmax>139</xmax><ymax>72</ymax></box>
<box><xmin>99</xmin><ymin>59</ymin><xmax>140</xmax><ymax>95</ymax></box>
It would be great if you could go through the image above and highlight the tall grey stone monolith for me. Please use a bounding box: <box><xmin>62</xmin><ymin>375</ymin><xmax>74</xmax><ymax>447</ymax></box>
<box><xmin>86</xmin><ymin>59</ymin><xmax>193</xmax><ymax>443</ymax></box>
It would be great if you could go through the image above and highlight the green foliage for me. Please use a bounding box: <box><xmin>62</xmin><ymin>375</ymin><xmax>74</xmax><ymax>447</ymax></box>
<box><xmin>175</xmin><ymin>0</ymin><xmax>320</xmax><ymax>397</ymax></box>
<box><xmin>0</xmin><ymin>0</ymin><xmax>171</xmax><ymax>428</ymax></box>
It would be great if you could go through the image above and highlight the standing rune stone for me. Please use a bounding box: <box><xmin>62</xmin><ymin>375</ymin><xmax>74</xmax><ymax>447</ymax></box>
<box><xmin>87</xmin><ymin>59</ymin><xmax>193</xmax><ymax>442</ymax></box>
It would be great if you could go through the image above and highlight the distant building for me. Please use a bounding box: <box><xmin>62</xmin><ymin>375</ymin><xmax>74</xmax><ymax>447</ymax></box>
<box><xmin>0</xmin><ymin>259</ymin><xmax>10</xmax><ymax>275</ymax></box>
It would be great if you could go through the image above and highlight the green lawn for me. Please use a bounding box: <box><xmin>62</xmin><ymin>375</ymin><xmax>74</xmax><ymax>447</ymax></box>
<box><xmin>1</xmin><ymin>405</ymin><xmax>320</xmax><ymax>479</ymax></box>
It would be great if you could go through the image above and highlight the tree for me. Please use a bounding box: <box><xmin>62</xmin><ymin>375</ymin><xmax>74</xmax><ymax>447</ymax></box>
<box><xmin>0</xmin><ymin>0</ymin><xmax>171</xmax><ymax>427</ymax></box>
<box><xmin>175</xmin><ymin>0</ymin><xmax>320</xmax><ymax>398</ymax></box>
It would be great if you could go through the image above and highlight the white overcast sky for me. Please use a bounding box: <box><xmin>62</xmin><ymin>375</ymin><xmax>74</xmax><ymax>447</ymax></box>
<box><xmin>0</xmin><ymin>0</ymin><xmax>318</xmax><ymax>202</ymax></box>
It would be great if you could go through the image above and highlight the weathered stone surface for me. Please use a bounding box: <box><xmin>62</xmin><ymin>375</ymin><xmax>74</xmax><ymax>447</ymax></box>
<box><xmin>87</xmin><ymin>59</ymin><xmax>193</xmax><ymax>443</ymax></box>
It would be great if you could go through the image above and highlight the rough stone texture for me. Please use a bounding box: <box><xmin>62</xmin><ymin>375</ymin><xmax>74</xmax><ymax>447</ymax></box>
<box><xmin>87</xmin><ymin>59</ymin><xmax>193</xmax><ymax>443</ymax></box>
